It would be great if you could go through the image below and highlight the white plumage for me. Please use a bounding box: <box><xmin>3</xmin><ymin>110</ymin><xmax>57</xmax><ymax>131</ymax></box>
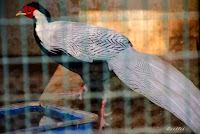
<box><xmin>23</xmin><ymin>7</ymin><xmax>200</xmax><ymax>133</ymax></box>
<box><xmin>108</xmin><ymin>48</ymin><xmax>200</xmax><ymax>132</ymax></box>
<box><xmin>34</xmin><ymin>11</ymin><xmax>131</xmax><ymax>62</ymax></box>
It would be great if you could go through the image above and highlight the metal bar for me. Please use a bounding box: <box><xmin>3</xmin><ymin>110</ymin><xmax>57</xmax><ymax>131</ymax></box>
<box><xmin>0</xmin><ymin>90</ymin><xmax>143</xmax><ymax>102</ymax></box>
<box><xmin>99</xmin><ymin>1</ymin><xmax>112</xmax><ymax>133</ymax></box>
<box><xmin>98</xmin><ymin>0</ymin><xmax>111</xmax><ymax>133</ymax></box>
<box><xmin>18</xmin><ymin>0</ymin><xmax>31</xmax><ymax>132</ymax></box>
<box><xmin>120</xmin><ymin>0</ymin><xmax>132</xmax><ymax>133</ymax></box>
<box><xmin>182</xmin><ymin>0</ymin><xmax>192</xmax><ymax>133</ymax></box>
<box><xmin>38</xmin><ymin>1</ymin><xmax>51</xmax><ymax>133</ymax></box>
<box><xmin>0</xmin><ymin>56</ymin><xmax>82</xmax><ymax>64</ymax></box>
<box><xmin>58</xmin><ymin>2</ymin><xmax>71</xmax><ymax>132</ymax></box>
<box><xmin>0</xmin><ymin>12</ymin><xmax>198</xmax><ymax>26</ymax></box>
<box><xmin>162</xmin><ymin>0</ymin><xmax>171</xmax><ymax>130</ymax></box>
<box><xmin>39</xmin><ymin>0</ymin><xmax>49</xmax><ymax>92</ymax></box>
<box><xmin>141</xmin><ymin>0</ymin><xmax>152</xmax><ymax>132</ymax></box>
<box><xmin>101</xmin><ymin>0</ymin><xmax>107</xmax><ymax>11</ymax></box>
<box><xmin>79</xmin><ymin>0</ymin><xmax>92</xmax><ymax>115</ymax></box>
<box><xmin>1</xmin><ymin>1</ymin><xmax>10</xmax><ymax>132</ymax></box>
<box><xmin>0</xmin><ymin>51</ymin><xmax>199</xmax><ymax>65</ymax></box>
<box><xmin>59</xmin><ymin>0</ymin><xmax>68</xmax><ymax>21</ymax></box>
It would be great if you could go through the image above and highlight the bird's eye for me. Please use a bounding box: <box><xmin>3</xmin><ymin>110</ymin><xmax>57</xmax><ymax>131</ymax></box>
<box><xmin>28</xmin><ymin>10</ymin><xmax>31</xmax><ymax>12</ymax></box>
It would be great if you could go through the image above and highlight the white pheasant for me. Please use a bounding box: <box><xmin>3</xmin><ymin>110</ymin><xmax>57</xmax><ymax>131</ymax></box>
<box><xmin>16</xmin><ymin>2</ymin><xmax>200</xmax><ymax>133</ymax></box>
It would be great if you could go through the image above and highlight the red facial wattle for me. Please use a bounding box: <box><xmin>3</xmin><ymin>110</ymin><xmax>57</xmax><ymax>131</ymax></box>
<box><xmin>21</xmin><ymin>5</ymin><xmax>37</xmax><ymax>18</ymax></box>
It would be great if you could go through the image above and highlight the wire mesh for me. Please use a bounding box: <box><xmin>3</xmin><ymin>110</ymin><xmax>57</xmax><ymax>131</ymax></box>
<box><xmin>0</xmin><ymin>0</ymin><xmax>199</xmax><ymax>134</ymax></box>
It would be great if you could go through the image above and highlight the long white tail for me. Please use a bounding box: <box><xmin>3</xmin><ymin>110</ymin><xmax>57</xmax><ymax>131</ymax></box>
<box><xmin>108</xmin><ymin>47</ymin><xmax>200</xmax><ymax>133</ymax></box>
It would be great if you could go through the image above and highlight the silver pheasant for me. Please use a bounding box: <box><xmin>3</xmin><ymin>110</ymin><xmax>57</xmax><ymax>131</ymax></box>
<box><xmin>17</xmin><ymin>2</ymin><xmax>200</xmax><ymax>133</ymax></box>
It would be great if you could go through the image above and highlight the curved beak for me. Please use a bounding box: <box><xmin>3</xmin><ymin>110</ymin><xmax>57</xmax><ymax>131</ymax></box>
<box><xmin>16</xmin><ymin>11</ymin><xmax>26</xmax><ymax>16</ymax></box>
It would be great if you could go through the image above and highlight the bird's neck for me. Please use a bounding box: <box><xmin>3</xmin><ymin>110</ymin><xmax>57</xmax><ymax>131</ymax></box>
<box><xmin>33</xmin><ymin>10</ymin><xmax>49</xmax><ymax>28</ymax></box>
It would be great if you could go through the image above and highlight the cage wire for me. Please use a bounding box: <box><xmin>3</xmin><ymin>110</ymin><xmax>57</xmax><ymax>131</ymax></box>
<box><xmin>0</xmin><ymin>0</ymin><xmax>199</xmax><ymax>133</ymax></box>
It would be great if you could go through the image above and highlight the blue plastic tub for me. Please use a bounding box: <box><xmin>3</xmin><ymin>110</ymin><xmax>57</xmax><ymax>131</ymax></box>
<box><xmin>0</xmin><ymin>102</ymin><xmax>98</xmax><ymax>134</ymax></box>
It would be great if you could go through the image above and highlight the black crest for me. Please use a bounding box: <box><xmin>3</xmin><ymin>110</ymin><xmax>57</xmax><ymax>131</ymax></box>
<box><xmin>27</xmin><ymin>1</ymin><xmax>51</xmax><ymax>22</ymax></box>
<box><xmin>26</xmin><ymin>1</ymin><xmax>40</xmax><ymax>8</ymax></box>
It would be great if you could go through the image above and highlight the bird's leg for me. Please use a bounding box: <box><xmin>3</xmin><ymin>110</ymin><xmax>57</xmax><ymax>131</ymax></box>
<box><xmin>66</xmin><ymin>84</ymin><xmax>87</xmax><ymax>100</ymax></box>
<box><xmin>99</xmin><ymin>95</ymin><xmax>110</xmax><ymax>130</ymax></box>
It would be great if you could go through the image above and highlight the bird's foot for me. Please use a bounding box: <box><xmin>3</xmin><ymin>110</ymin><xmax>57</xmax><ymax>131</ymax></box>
<box><xmin>103</xmin><ymin>120</ymin><xmax>110</xmax><ymax>127</ymax></box>
<box><xmin>104</xmin><ymin>112</ymin><xmax>112</xmax><ymax>117</ymax></box>
<box><xmin>99</xmin><ymin>96</ymin><xmax>111</xmax><ymax>130</ymax></box>
<box><xmin>66</xmin><ymin>84</ymin><xmax>87</xmax><ymax>100</ymax></box>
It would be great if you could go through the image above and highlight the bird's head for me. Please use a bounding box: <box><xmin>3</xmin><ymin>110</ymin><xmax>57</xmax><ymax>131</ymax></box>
<box><xmin>16</xmin><ymin>2</ymin><xmax>51</xmax><ymax>22</ymax></box>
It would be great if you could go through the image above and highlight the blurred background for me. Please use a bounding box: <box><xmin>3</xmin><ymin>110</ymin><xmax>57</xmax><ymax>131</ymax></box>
<box><xmin>0</xmin><ymin>0</ymin><xmax>199</xmax><ymax>133</ymax></box>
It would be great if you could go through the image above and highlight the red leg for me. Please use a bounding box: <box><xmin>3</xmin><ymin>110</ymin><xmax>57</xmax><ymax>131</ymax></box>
<box><xmin>99</xmin><ymin>96</ymin><xmax>109</xmax><ymax>130</ymax></box>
